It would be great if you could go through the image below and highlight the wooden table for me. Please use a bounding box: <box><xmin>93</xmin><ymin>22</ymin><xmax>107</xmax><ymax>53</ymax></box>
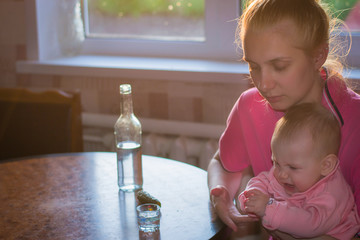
<box><xmin>0</xmin><ymin>152</ymin><xmax>226</xmax><ymax>240</ymax></box>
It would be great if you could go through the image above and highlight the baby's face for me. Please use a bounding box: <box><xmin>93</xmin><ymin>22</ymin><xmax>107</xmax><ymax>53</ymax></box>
<box><xmin>271</xmin><ymin>131</ymin><xmax>324</xmax><ymax>195</ymax></box>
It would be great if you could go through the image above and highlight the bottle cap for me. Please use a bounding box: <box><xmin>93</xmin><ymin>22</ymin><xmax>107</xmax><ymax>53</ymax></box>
<box><xmin>120</xmin><ymin>84</ymin><xmax>131</xmax><ymax>94</ymax></box>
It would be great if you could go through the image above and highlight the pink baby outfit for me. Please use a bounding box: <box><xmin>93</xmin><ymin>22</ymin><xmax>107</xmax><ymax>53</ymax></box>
<box><xmin>238</xmin><ymin>164</ymin><xmax>360</xmax><ymax>239</ymax></box>
<box><xmin>219</xmin><ymin>72</ymin><xmax>360</xmax><ymax>216</ymax></box>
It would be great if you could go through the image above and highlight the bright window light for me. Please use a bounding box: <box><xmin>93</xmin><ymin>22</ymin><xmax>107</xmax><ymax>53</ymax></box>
<box><xmin>84</xmin><ymin>0</ymin><xmax>205</xmax><ymax>42</ymax></box>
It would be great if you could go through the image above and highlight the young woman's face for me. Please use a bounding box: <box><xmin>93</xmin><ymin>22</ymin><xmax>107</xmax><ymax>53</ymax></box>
<box><xmin>272</xmin><ymin>131</ymin><xmax>324</xmax><ymax>195</ymax></box>
<box><xmin>243</xmin><ymin>20</ymin><xmax>323</xmax><ymax>111</ymax></box>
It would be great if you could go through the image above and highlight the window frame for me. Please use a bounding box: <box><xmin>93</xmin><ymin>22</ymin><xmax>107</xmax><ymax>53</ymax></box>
<box><xmin>25</xmin><ymin>0</ymin><xmax>359</xmax><ymax>68</ymax></box>
<box><xmin>79</xmin><ymin>0</ymin><xmax>241</xmax><ymax>61</ymax></box>
<box><xmin>347</xmin><ymin>33</ymin><xmax>360</xmax><ymax>67</ymax></box>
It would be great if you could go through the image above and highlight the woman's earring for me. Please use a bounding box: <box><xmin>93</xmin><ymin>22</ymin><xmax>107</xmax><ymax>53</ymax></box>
<box><xmin>316</xmin><ymin>54</ymin><xmax>323</xmax><ymax>63</ymax></box>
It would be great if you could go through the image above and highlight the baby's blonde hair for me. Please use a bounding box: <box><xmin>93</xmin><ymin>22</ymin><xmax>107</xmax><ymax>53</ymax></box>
<box><xmin>236</xmin><ymin>0</ymin><xmax>351</xmax><ymax>83</ymax></box>
<box><xmin>271</xmin><ymin>103</ymin><xmax>341</xmax><ymax>159</ymax></box>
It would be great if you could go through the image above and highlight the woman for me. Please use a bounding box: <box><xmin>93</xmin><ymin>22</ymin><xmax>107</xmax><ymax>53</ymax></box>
<box><xmin>207</xmin><ymin>0</ymin><xmax>360</xmax><ymax>238</ymax></box>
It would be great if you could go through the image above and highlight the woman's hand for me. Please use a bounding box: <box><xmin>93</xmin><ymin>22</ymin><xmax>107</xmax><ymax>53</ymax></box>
<box><xmin>208</xmin><ymin>151</ymin><xmax>257</xmax><ymax>232</ymax></box>
<box><xmin>210</xmin><ymin>185</ymin><xmax>256</xmax><ymax>232</ymax></box>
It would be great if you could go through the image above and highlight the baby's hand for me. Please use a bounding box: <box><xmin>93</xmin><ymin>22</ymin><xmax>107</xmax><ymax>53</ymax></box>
<box><xmin>243</xmin><ymin>189</ymin><xmax>270</xmax><ymax>217</ymax></box>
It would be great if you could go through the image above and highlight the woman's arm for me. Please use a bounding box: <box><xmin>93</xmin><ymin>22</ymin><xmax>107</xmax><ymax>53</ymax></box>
<box><xmin>208</xmin><ymin>150</ymin><xmax>243</xmax><ymax>199</ymax></box>
<box><xmin>207</xmin><ymin>150</ymin><xmax>256</xmax><ymax>232</ymax></box>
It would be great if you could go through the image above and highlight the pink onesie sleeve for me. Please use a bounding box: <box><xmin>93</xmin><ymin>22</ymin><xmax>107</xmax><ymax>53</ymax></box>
<box><xmin>262</xmin><ymin>194</ymin><xmax>338</xmax><ymax>238</ymax></box>
<box><xmin>238</xmin><ymin>171</ymin><xmax>272</xmax><ymax>214</ymax></box>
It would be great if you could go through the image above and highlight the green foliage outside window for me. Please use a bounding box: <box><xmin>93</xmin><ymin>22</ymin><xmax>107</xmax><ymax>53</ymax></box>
<box><xmin>241</xmin><ymin>0</ymin><xmax>359</xmax><ymax>21</ymax></box>
<box><xmin>90</xmin><ymin>0</ymin><xmax>358</xmax><ymax>23</ymax></box>
<box><xmin>322</xmin><ymin>0</ymin><xmax>358</xmax><ymax>20</ymax></box>
<box><xmin>91</xmin><ymin>0</ymin><xmax>204</xmax><ymax>17</ymax></box>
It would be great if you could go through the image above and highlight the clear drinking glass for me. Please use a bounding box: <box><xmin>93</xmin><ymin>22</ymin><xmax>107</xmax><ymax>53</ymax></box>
<box><xmin>136</xmin><ymin>203</ymin><xmax>161</xmax><ymax>232</ymax></box>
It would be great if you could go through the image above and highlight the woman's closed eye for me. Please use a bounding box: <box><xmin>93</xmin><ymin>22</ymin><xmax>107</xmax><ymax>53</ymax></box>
<box><xmin>270</xmin><ymin>58</ymin><xmax>291</xmax><ymax>72</ymax></box>
<box><xmin>273</xmin><ymin>63</ymin><xmax>289</xmax><ymax>72</ymax></box>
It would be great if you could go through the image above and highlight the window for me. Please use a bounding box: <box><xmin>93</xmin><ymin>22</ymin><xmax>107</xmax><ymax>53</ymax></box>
<box><xmin>322</xmin><ymin>0</ymin><xmax>360</xmax><ymax>67</ymax></box>
<box><xmin>322</xmin><ymin>0</ymin><xmax>360</xmax><ymax>32</ymax></box>
<box><xmin>84</xmin><ymin>0</ymin><xmax>205</xmax><ymax>42</ymax></box>
<box><xmin>24</xmin><ymin>0</ymin><xmax>359</xmax><ymax>68</ymax></box>
<box><xmin>80</xmin><ymin>0</ymin><xmax>241</xmax><ymax>60</ymax></box>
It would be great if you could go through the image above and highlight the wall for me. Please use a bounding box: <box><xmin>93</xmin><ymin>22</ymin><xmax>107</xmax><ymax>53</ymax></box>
<box><xmin>0</xmin><ymin>0</ymin><xmax>250</xmax><ymax>126</ymax></box>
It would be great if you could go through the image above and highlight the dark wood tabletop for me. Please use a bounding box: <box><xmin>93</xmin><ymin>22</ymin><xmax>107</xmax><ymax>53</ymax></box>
<box><xmin>0</xmin><ymin>152</ymin><xmax>226</xmax><ymax>240</ymax></box>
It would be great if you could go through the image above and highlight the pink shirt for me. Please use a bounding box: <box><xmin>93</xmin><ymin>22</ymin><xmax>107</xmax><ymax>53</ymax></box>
<box><xmin>219</xmin><ymin>74</ymin><xmax>360</xmax><ymax>216</ymax></box>
<box><xmin>238</xmin><ymin>165</ymin><xmax>360</xmax><ymax>239</ymax></box>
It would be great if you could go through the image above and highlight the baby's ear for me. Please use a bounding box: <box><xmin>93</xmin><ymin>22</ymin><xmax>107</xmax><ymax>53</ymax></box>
<box><xmin>320</xmin><ymin>154</ymin><xmax>338</xmax><ymax>176</ymax></box>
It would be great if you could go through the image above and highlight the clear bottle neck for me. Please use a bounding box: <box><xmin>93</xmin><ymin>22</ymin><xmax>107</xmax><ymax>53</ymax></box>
<box><xmin>120</xmin><ymin>92</ymin><xmax>133</xmax><ymax>116</ymax></box>
<box><xmin>115</xmin><ymin>84</ymin><xmax>141</xmax><ymax>144</ymax></box>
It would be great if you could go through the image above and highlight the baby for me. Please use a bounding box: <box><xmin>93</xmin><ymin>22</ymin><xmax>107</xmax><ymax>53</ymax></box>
<box><xmin>238</xmin><ymin>103</ymin><xmax>360</xmax><ymax>239</ymax></box>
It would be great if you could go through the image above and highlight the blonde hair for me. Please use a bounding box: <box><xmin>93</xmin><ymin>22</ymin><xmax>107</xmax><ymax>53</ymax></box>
<box><xmin>236</xmin><ymin>0</ymin><xmax>351</xmax><ymax>83</ymax></box>
<box><xmin>271</xmin><ymin>103</ymin><xmax>341</xmax><ymax>159</ymax></box>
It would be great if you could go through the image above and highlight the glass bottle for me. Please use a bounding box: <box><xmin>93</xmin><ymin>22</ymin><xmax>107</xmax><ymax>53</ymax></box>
<box><xmin>114</xmin><ymin>84</ymin><xmax>143</xmax><ymax>192</ymax></box>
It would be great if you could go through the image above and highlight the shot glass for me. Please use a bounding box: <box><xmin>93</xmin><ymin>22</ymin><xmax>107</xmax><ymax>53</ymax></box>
<box><xmin>136</xmin><ymin>203</ymin><xmax>161</xmax><ymax>232</ymax></box>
